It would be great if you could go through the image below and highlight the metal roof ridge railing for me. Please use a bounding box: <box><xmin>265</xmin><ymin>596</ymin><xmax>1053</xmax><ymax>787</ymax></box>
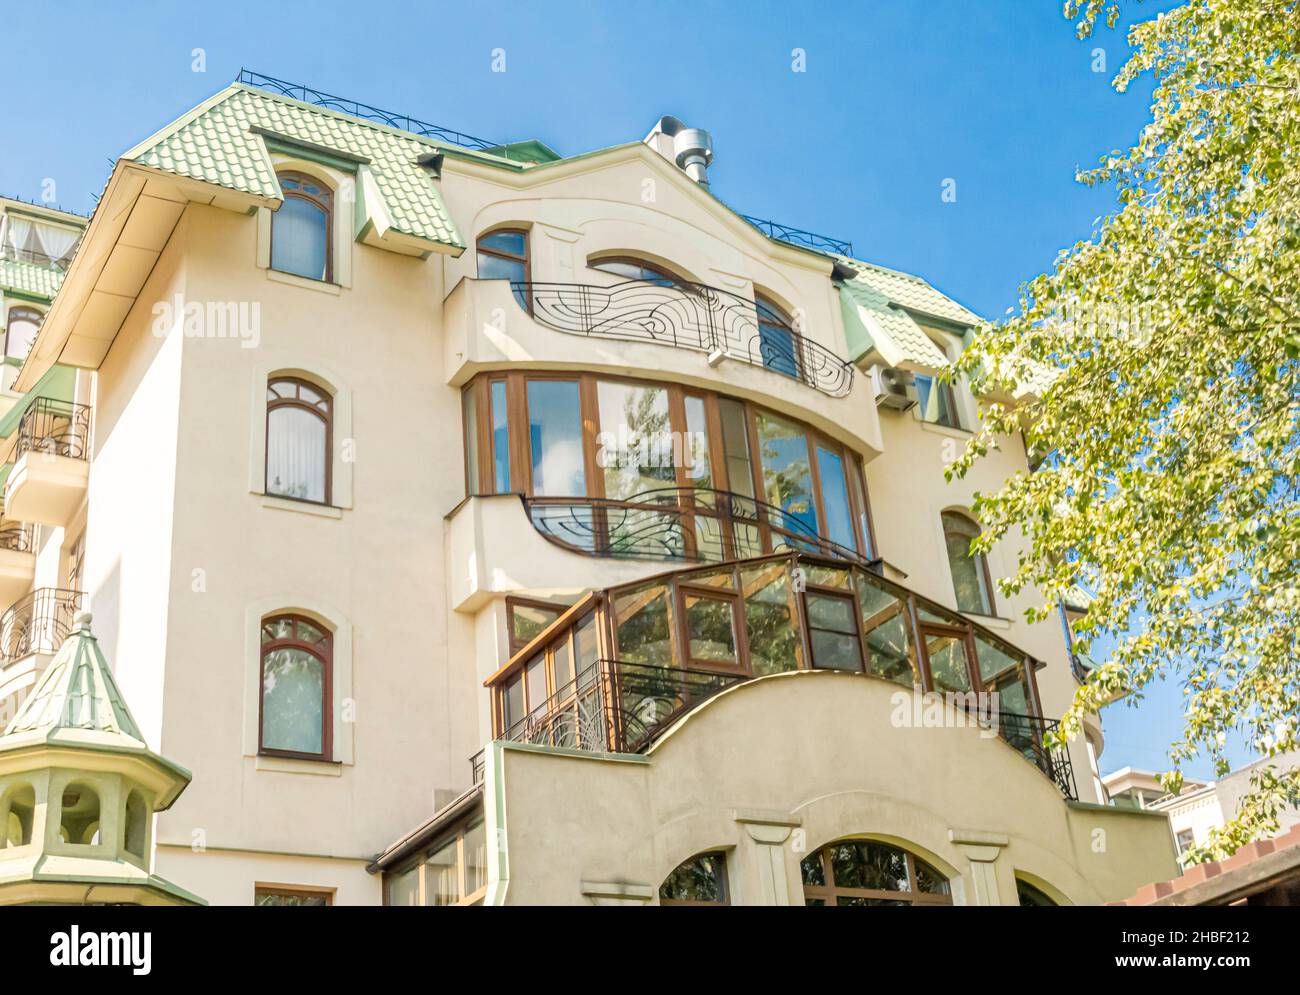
<box><xmin>741</xmin><ymin>214</ymin><xmax>853</xmax><ymax>257</ymax></box>
<box><xmin>235</xmin><ymin>69</ymin><xmax>505</xmax><ymax>153</ymax></box>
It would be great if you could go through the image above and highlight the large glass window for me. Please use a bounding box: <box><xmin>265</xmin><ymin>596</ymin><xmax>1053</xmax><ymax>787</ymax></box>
<box><xmin>614</xmin><ymin>584</ymin><xmax>677</xmax><ymax>667</ymax></box>
<box><xmin>857</xmin><ymin>575</ymin><xmax>917</xmax><ymax>687</ymax></box>
<box><xmin>659</xmin><ymin>852</ymin><xmax>728</xmax><ymax>905</ymax></box>
<box><xmin>943</xmin><ymin>512</ymin><xmax>994</xmax><ymax>615</ymax></box>
<box><xmin>526</xmin><ymin>379</ymin><xmax>586</xmax><ymax>496</ymax></box>
<box><xmin>267</xmin><ymin>377</ymin><xmax>331</xmax><ymax>504</ymax></box>
<box><xmin>477</xmin><ymin>229</ymin><xmax>530</xmax><ymax>310</ymax></box>
<box><xmin>816</xmin><ymin>445</ymin><xmax>857</xmax><ymax>553</ymax></box>
<box><xmin>756</xmin><ymin>412</ymin><xmax>818</xmax><ymax>539</ymax></box>
<box><xmin>755</xmin><ymin>293</ymin><xmax>799</xmax><ymax>379</ymax></box>
<box><xmin>271</xmin><ymin>172</ymin><xmax>332</xmax><ymax>282</ymax></box>
<box><xmin>801</xmin><ymin>839</ymin><xmax>952</xmax><ymax>906</ymax></box>
<box><xmin>597</xmin><ymin>381</ymin><xmax>674</xmax><ymax>500</ymax></box>
<box><xmin>805</xmin><ymin>589</ymin><xmax>862</xmax><ymax>672</ymax></box>
<box><xmin>463</xmin><ymin>386</ymin><xmax>480</xmax><ymax>495</ymax></box>
<box><xmin>490</xmin><ymin>379</ymin><xmax>511</xmax><ymax>492</ymax></box>
<box><xmin>259</xmin><ymin>614</ymin><xmax>331</xmax><ymax>760</ymax></box>
<box><xmin>4</xmin><ymin>306</ymin><xmax>41</xmax><ymax>361</ymax></box>
<box><xmin>741</xmin><ymin>562</ymin><xmax>802</xmax><ymax>675</ymax></box>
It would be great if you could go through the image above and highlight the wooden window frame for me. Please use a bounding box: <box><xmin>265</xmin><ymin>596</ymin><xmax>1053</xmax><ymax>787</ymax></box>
<box><xmin>506</xmin><ymin>596</ymin><xmax>567</xmax><ymax>656</ymax></box>
<box><xmin>271</xmin><ymin>170</ymin><xmax>334</xmax><ymax>283</ymax></box>
<box><xmin>476</xmin><ymin>227</ymin><xmax>532</xmax><ymax>313</ymax></box>
<box><xmin>266</xmin><ymin>375</ymin><xmax>333</xmax><ymax>506</ymax></box>
<box><xmin>384</xmin><ymin>818</ymin><xmax>488</xmax><ymax>907</ymax></box>
<box><xmin>754</xmin><ymin>291</ymin><xmax>804</xmax><ymax>381</ymax></box>
<box><xmin>676</xmin><ymin>582</ymin><xmax>748</xmax><ymax>674</ymax></box>
<box><xmin>258</xmin><ymin>613</ymin><xmax>333</xmax><ymax>763</ymax></box>
<box><xmin>941</xmin><ymin>511</ymin><xmax>996</xmax><ymax>617</ymax></box>
<box><xmin>802</xmin><ymin>583</ymin><xmax>865</xmax><ymax>673</ymax></box>
<box><xmin>254</xmin><ymin>885</ymin><xmax>334</xmax><ymax>906</ymax></box>
<box><xmin>800</xmin><ymin>841</ymin><xmax>953</xmax><ymax>906</ymax></box>
<box><xmin>659</xmin><ymin>851</ymin><xmax>730</xmax><ymax>906</ymax></box>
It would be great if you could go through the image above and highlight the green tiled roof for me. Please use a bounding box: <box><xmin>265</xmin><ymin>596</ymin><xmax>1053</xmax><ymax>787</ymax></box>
<box><xmin>836</xmin><ymin>256</ymin><xmax>980</xmax><ymax>328</ymax></box>
<box><xmin>5</xmin><ymin>613</ymin><xmax>145</xmax><ymax>743</ymax></box>
<box><xmin>839</xmin><ymin>271</ymin><xmax>950</xmax><ymax>369</ymax></box>
<box><xmin>0</xmin><ymin>257</ymin><xmax>64</xmax><ymax>301</ymax></box>
<box><xmin>127</xmin><ymin>84</ymin><xmax>465</xmax><ymax>250</ymax></box>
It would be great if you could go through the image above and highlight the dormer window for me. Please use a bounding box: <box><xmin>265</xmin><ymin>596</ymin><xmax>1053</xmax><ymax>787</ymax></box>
<box><xmin>271</xmin><ymin>172</ymin><xmax>333</xmax><ymax>282</ymax></box>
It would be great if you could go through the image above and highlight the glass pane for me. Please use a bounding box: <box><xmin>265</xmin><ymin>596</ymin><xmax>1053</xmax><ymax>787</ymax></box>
<box><xmin>255</xmin><ymin>890</ymin><xmax>329</xmax><ymax>907</ymax></box>
<box><xmin>525</xmin><ymin>655</ymin><xmax>548</xmax><ymax>710</ymax></box>
<box><xmin>271</xmin><ymin>195</ymin><xmax>329</xmax><ymax>281</ymax></box>
<box><xmin>574</xmin><ymin>614</ymin><xmax>599</xmax><ymax>683</ymax></box>
<box><xmin>614</xmin><ymin>584</ymin><xmax>677</xmax><ymax>667</ymax></box>
<box><xmin>684</xmin><ymin>396</ymin><xmax>712</xmax><ymax>492</ymax></box>
<box><xmin>526</xmin><ymin>380</ymin><xmax>586</xmax><ymax>496</ymax></box>
<box><xmin>596</xmin><ymin>381</ymin><xmax>675</xmax><ymax>500</ymax></box>
<box><xmin>267</xmin><ymin>406</ymin><xmax>327</xmax><ymax>502</ymax></box>
<box><xmin>4</xmin><ymin>312</ymin><xmax>39</xmax><ymax>361</ymax></box>
<box><xmin>553</xmin><ymin>639</ymin><xmax>573</xmax><ymax>692</ymax></box>
<box><xmin>685</xmin><ymin>595</ymin><xmax>738</xmax><ymax>665</ymax></box>
<box><xmin>858</xmin><ymin>579</ymin><xmax>917</xmax><ymax>686</ymax></box>
<box><xmin>477</xmin><ymin>252</ymin><xmax>524</xmax><ymax>282</ymax></box>
<box><xmin>800</xmin><ymin>854</ymin><xmax>826</xmax><ymax>886</ymax></box>
<box><xmin>914</xmin><ymin>859</ymin><xmax>950</xmax><ymax>895</ymax></box>
<box><xmin>830</xmin><ymin>841</ymin><xmax>910</xmax><ymax>891</ymax></box>
<box><xmin>511</xmin><ymin>603</ymin><xmax>560</xmax><ymax>648</ymax></box>
<box><xmin>741</xmin><ymin>563</ymin><xmax>801</xmax><ymax>675</ymax></box>
<box><xmin>945</xmin><ymin>523</ymin><xmax>992</xmax><ymax>614</ymax></box>
<box><xmin>810</xmin><ymin>629</ymin><xmax>861</xmax><ymax>671</ymax></box>
<box><xmin>386</xmin><ymin>866</ymin><xmax>419</xmax><ymax>906</ymax></box>
<box><xmin>816</xmin><ymin>446</ymin><xmax>857</xmax><ymax>552</ymax></box>
<box><xmin>759</xmin><ymin>322</ymin><xmax>799</xmax><ymax>379</ymax></box>
<box><xmin>490</xmin><ymin>381</ymin><xmax>511</xmax><ymax>492</ymax></box>
<box><xmin>261</xmin><ymin>648</ymin><xmax>324</xmax><ymax>754</ymax></box>
<box><xmin>659</xmin><ymin>853</ymin><xmax>725</xmax><ymax>902</ymax></box>
<box><xmin>756</xmin><ymin>412</ymin><xmax>818</xmax><ymax>536</ymax></box>
<box><xmin>503</xmin><ymin>676</ymin><xmax>524</xmax><ymax>732</ymax></box>
<box><xmin>915</xmin><ymin>374</ymin><xmax>958</xmax><ymax>428</ymax></box>
<box><xmin>806</xmin><ymin>591</ymin><xmax>855</xmax><ymax>632</ymax></box>
<box><xmin>463</xmin><ymin>820</ymin><xmax>487</xmax><ymax>896</ymax></box>
<box><xmin>926</xmin><ymin>634</ymin><xmax>973</xmax><ymax>693</ymax></box>
<box><xmin>462</xmin><ymin>388</ymin><xmax>479</xmax><ymax>494</ymax></box>
<box><xmin>718</xmin><ymin>398</ymin><xmax>755</xmax><ymax>499</ymax></box>
<box><xmin>425</xmin><ymin>837</ymin><xmax>460</xmax><ymax>907</ymax></box>
<box><xmin>976</xmin><ymin>636</ymin><xmax>1031</xmax><ymax>714</ymax></box>
<box><xmin>478</xmin><ymin>231</ymin><xmax>526</xmax><ymax>257</ymax></box>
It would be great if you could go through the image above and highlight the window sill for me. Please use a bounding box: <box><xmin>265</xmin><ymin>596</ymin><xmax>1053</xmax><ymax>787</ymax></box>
<box><xmin>260</xmin><ymin>494</ymin><xmax>343</xmax><ymax>519</ymax></box>
<box><xmin>917</xmin><ymin>418</ymin><xmax>972</xmax><ymax>440</ymax></box>
<box><xmin>961</xmin><ymin>611</ymin><xmax>1012</xmax><ymax>630</ymax></box>
<box><xmin>267</xmin><ymin>268</ymin><xmax>342</xmax><ymax>295</ymax></box>
<box><xmin>254</xmin><ymin>754</ymin><xmax>344</xmax><ymax>776</ymax></box>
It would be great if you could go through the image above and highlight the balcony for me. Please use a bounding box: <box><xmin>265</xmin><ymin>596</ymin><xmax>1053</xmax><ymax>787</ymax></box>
<box><xmin>477</xmin><ymin>551</ymin><xmax>1077</xmax><ymax>800</ymax></box>
<box><xmin>3</xmin><ymin>398</ymin><xmax>91</xmax><ymax>527</ymax></box>
<box><xmin>0</xmin><ymin>587</ymin><xmax>83</xmax><ymax>725</ymax></box>
<box><xmin>0</xmin><ymin>523</ymin><xmax>36</xmax><ymax>607</ymax></box>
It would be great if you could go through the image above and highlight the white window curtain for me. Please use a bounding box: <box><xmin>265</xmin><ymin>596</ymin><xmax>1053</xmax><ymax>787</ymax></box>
<box><xmin>267</xmin><ymin>407</ymin><xmax>327</xmax><ymax>502</ymax></box>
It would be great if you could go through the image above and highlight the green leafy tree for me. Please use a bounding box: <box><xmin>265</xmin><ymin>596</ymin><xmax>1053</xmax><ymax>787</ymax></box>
<box><xmin>947</xmin><ymin>0</ymin><xmax>1299</xmax><ymax>862</ymax></box>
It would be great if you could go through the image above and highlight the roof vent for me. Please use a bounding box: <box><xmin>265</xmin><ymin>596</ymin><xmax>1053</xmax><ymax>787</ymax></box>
<box><xmin>644</xmin><ymin>115</ymin><xmax>714</xmax><ymax>188</ymax></box>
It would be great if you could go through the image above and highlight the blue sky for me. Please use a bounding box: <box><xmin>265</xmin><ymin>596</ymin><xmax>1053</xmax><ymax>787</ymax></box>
<box><xmin>2</xmin><ymin>0</ymin><xmax>1245</xmax><ymax>779</ymax></box>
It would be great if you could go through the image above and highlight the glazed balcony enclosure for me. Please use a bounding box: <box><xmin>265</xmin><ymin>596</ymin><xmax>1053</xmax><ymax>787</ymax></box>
<box><xmin>442</xmin><ymin>277</ymin><xmax>880</xmax><ymax>459</ymax></box>
<box><xmin>480</xmin><ymin>552</ymin><xmax>1078</xmax><ymax>800</ymax></box>
<box><xmin>3</xmin><ymin>398</ymin><xmax>91</xmax><ymax>527</ymax></box>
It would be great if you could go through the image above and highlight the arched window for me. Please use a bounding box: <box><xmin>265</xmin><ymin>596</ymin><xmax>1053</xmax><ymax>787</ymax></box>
<box><xmin>59</xmin><ymin>782</ymin><xmax>101</xmax><ymax>846</ymax></box>
<box><xmin>754</xmin><ymin>293</ymin><xmax>800</xmax><ymax>380</ymax></box>
<box><xmin>1</xmin><ymin>783</ymin><xmax>34</xmax><ymax>848</ymax></box>
<box><xmin>260</xmin><ymin>614</ymin><xmax>332</xmax><ymax>761</ymax></box>
<box><xmin>800</xmin><ymin>839</ymin><xmax>951</xmax><ymax>906</ymax></box>
<box><xmin>271</xmin><ymin>171</ymin><xmax>333</xmax><ymax>282</ymax></box>
<box><xmin>266</xmin><ymin>377</ymin><xmax>332</xmax><ymax>504</ymax></box>
<box><xmin>124</xmin><ymin>790</ymin><xmax>147</xmax><ymax>857</ymax></box>
<box><xmin>659</xmin><ymin>851</ymin><xmax>728</xmax><ymax>905</ymax></box>
<box><xmin>476</xmin><ymin>229</ymin><xmax>530</xmax><ymax>311</ymax></box>
<box><xmin>4</xmin><ymin>306</ymin><xmax>42</xmax><ymax>361</ymax></box>
<box><xmin>1016</xmin><ymin>878</ymin><xmax>1058</xmax><ymax>906</ymax></box>
<box><xmin>942</xmin><ymin>511</ymin><xmax>994</xmax><ymax>615</ymax></box>
<box><xmin>590</xmin><ymin>256</ymin><xmax>688</xmax><ymax>288</ymax></box>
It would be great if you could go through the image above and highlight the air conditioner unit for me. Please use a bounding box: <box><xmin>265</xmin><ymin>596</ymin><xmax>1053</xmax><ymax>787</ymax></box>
<box><xmin>871</xmin><ymin>366</ymin><xmax>915</xmax><ymax>411</ymax></box>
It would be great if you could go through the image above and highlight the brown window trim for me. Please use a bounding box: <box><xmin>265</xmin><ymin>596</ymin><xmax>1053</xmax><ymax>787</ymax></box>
<box><xmin>941</xmin><ymin>511</ymin><xmax>996</xmax><ymax>617</ymax></box>
<box><xmin>383</xmin><ymin>817</ymin><xmax>488</xmax><ymax>907</ymax></box>
<box><xmin>463</xmin><ymin>371</ymin><xmax>874</xmax><ymax>559</ymax></box>
<box><xmin>271</xmin><ymin>170</ymin><xmax>334</xmax><ymax>284</ymax></box>
<box><xmin>659</xmin><ymin>852</ymin><xmax>730</xmax><ymax>906</ymax></box>
<box><xmin>266</xmin><ymin>376</ymin><xmax>333</xmax><ymax>507</ymax></box>
<box><xmin>505</xmin><ymin>596</ymin><xmax>568</xmax><ymax>656</ymax></box>
<box><xmin>676</xmin><ymin>583</ymin><xmax>748</xmax><ymax>674</ymax></box>
<box><xmin>802</xmin><ymin>583</ymin><xmax>865</xmax><ymax>673</ymax></box>
<box><xmin>476</xmin><ymin>227</ymin><xmax>532</xmax><ymax>313</ymax></box>
<box><xmin>258</xmin><ymin>613</ymin><xmax>333</xmax><ymax>763</ymax></box>
<box><xmin>800</xmin><ymin>841</ymin><xmax>953</xmax><ymax>906</ymax></box>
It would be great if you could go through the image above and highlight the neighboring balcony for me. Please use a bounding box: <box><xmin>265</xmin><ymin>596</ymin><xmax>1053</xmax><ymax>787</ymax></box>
<box><xmin>0</xmin><ymin>587</ymin><xmax>83</xmax><ymax>725</ymax></box>
<box><xmin>442</xmin><ymin>278</ymin><xmax>880</xmax><ymax>455</ymax></box>
<box><xmin>0</xmin><ymin>523</ymin><xmax>36</xmax><ymax>607</ymax></box>
<box><xmin>3</xmin><ymin>398</ymin><xmax>92</xmax><ymax>527</ymax></box>
<box><xmin>475</xmin><ymin>551</ymin><xmax>1079</xmax><ymax>801</ymax></box>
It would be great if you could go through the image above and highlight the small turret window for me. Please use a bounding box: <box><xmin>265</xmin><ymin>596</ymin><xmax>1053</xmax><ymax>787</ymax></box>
<box><xmin>59</xmin><ymin>782</ymin><xmax>101</xmax><ymax>846</ymax></box>
<box><xmin>1</xmin><ymin>783</ymin><xmax>34</xmax><ymax>847</ymax></box>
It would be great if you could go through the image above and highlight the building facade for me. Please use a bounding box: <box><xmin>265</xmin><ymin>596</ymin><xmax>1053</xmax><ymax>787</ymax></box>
<box><xmin>0</xmin><ymin>74</ymin><xmax>1176</xmax><ymax>905</ymax></box>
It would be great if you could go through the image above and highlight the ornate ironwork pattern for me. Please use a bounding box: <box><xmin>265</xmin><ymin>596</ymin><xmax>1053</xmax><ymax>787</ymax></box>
<box><xmin>15</xmin><ymin>397</ymin><xmax>92</xmax><ymax>462</ymax></box>
<box><xmin>0</xmin><ymin>523</ymin><xmax>34</xmax><ymax>555</ymax></box>
<box><xmin>236</xmin><ymin>69</ymin><xmax>504</xmax><ymax>152</ymax></box>
<box><xmin>740</xmin><ymin>215</ymin><xmax>854</xmax><ymax>256</ymax></box>
<box><xmin>998</xmin><ymin>712</ymin><xmax>1079</xmax><ymax>801</ymax></box>
<box><xmin>516</xmin><ymin>280</ymin><xmax>855</xmax><ymax>397</ymax></box>
<box><xmin>525</xmin><ymin>487</ymin><xmax>869</xmax><ymax>567</ymax></box>
<box><xmin>0</xmin><ymin>588</ymin><xmax>84</xmax><ymax>665</ymax></box>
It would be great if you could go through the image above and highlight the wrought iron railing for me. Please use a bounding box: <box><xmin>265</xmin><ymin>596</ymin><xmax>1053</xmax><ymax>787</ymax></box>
<box><xmin>740</xmin><ymin>215</ymin><xmax>853</xmax><ymax>257</ymax></box>
<box><xmin>999</xmin><ymin>712</ymin><xmax>1078</xmax><ymax>801</ymax></box>
<box><xmin>15</xmin><ymin>397</ymin><xmax>91</xmax><ymax>462</ymax></box>
<box><xmin>0</xmin><ymin>523</ymin><xmax>34</xmax><ymax>555</ymax></box>
<box><xmin>514</xmin><ymin>280</ymin><xmax>855</xmax><ymax>397</ymax></box>
<box><xmin>0</xmin><ymin>588</ymin><xmax>83</xmax><ymax>664</ymax></box>
<box><xmin>525</xmin><ymin>486</ymin><xmax>869</xmax><ymax>566</ymax></box>
<box><xmin>236</xmin><ymin>69</ymin><xmax>504</xmax><ymax>152</ymax></box>
<box><xmin>472</xmin><ymin>659</ymin><xmax>746</xmax><ymax>784</ymax></box>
